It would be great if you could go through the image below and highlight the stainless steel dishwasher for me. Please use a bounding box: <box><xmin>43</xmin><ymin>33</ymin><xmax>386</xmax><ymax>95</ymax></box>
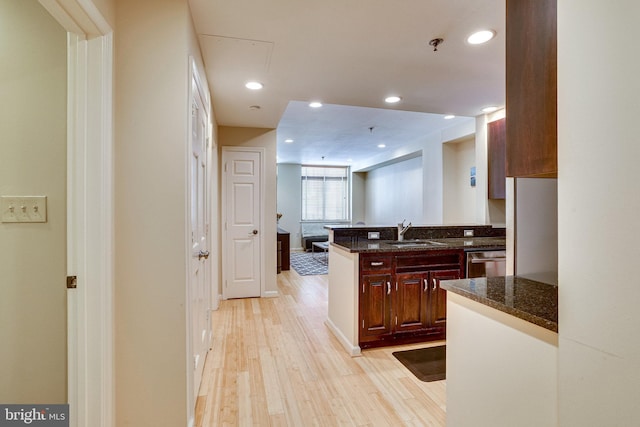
<box><xmin>466</xmin><ymin>250</ymin><xmax>506</xmax><ymax>278</ymax></box>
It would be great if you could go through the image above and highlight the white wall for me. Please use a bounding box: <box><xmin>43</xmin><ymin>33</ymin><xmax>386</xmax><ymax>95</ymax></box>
<box><xmin>515</xmin><ymin>178</ymin><xmax>558</xmax><ymax>278</ymax></box>
<box><xmin>351</xmin><ymin>119</ymin><xmax>475</xmax><ymax>225</ymax></box>
<box><xmin>327</xmin><ymin>247</ymin><xmax>361</xmax><ymax>356</ymax></box>
<box><xmin>219</xmin><ymin>127</ymin><xmax>278</xmax><ymax>296</ymax></box>
<box><xmin>487</xmin><ymin>199</ymin><xmax>506</xmax><ymax>226</ymax></box>
<box><xmin>364</xmin><ymin>156</ymin><xmax>423</xmax><ymax>225</ymax></box>
<box><xmin>475</xmin><ymin>110</ymin><xmax>507</xmax><ymax>226</ymax></box>
<box><xmin>422</xmin><ymin>137</ymin><xmax>445</xmax><ymax>224</ymax></box>
<box><xmin>447</xmin><ymin>293</ymin><xmax>558</xmax><ymax>427</ymax></box>
<box><xmin>0</xmin><ymin>0</ymin><xmax>67</xmax><ymax>403</ymax></box>
<box><xmin>558</xmin><ymin>2</ymin><xmax>640</xmax><ymax>425</ymax></box>
<box><xmin>351</xmin><ymin>171</ymin><xmax>366</xmax><ymax>224</ymax></box>
<box><xmin>442</xmin><ymin>137</ymin><xmax>476</xmax><ymax>224</ymax></box>
<box><xmin>505</xmin><ymin>177</ymin><xmax>515</xmax><ymax>275</ymax></box>
<box><xmin>114</xmin><ymin>0</ymin><xmax>208</xmax><ymax>425</ymax></box>
<box><xmin>353</xmin><ymin>119</ymin><xmax>485</xmax><ymax>226</ymax></box>
<box><xmin>91</xmin><ymin>0</ymin><xmax>115</xmax><ymax>27</ymax></box>
<box><xmin>423</xmin><ymin>120</ymin><xmax>477</xmax><ymax>224</ymax></box>
<box><xmin>276</xmin><ymin>163</ymin><xmax>302</xmax><ymax>249</ymax></box>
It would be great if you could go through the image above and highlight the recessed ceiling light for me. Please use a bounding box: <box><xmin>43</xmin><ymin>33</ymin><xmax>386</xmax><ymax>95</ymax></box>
<box><xmin>378</xmin><ymin>144</ymin><xmax>386</xmax><ymax>148</ymax></box>
<box><xmin>309</xmin><ymin>101</ymin><xmax>323</xmax><ymax>108</ymax></box>
<box><xmin>249</xmin><ymin>105</ymin><xmax>261</xmax><ymax>110</ymax></box>
<box><xmin>284</xmin><ymin>139</ymin><xmax>294</xmax><ymax>143</ymax></box>
<box><xmin>444</xmin><ymin>115</ymin><xmax>455</xmax><ymax>120</ymax></box>
<box><xmin>467</xmin><ymin>30</ymin><xmax>496</xmax><ymax>45</ymax></box>
<box><xmin>482</xmin><ymin>106</ymin><xmax>499</xmax><ymax>113</ymax></box>
<box><xmin>385</xmin><ymin>96</ymin><xmax>402</xmax><ymax>103</ymax></box>
<box><xmin>245</xmin><ymin>81</ymin><xmax>263</xmax><ymax>90</ymax></box>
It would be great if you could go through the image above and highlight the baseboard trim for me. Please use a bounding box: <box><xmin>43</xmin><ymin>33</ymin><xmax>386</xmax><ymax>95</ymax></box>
<box><xmin>263</xmin><ymin>290</ymin><xmax>279</xmax><ymax>298</ymax></box>
<box><xmin>325</xmin><ymin>319</ymin><xmax>361</xmax><ymax>357</ymax></box>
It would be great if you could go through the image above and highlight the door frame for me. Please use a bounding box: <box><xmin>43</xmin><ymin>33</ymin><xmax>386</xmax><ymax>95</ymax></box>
<box><xmin>38</xmin><ymin>1</ymin><xmax>114</xmax><ymax>426</ymax></box>
<box><xmin>221</xmin><ymin>146</ymin><xmax>266</xmax><ymax>299</ymax></box>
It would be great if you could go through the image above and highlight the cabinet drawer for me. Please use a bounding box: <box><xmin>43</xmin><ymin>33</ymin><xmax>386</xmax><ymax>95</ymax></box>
<box><xmin>360</xmin><ymin>254</ymin><xmax>393</xmax><ymax>272</ymax></box>
<box><xmin>395</xmin><ymin>251</ymin><xmax>462</xmax><ymax>272</ymax></box>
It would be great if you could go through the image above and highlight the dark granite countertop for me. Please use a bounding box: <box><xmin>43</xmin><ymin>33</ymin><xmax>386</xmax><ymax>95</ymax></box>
<box><xmin>331</xmin><ymin>237</ymin><xmax>506</xmax><ymax>253</ymax></box>
<box><xmin>440</xmin><ymin>276</ymin><xmax>558</xmax><ymax>332</ymax></box>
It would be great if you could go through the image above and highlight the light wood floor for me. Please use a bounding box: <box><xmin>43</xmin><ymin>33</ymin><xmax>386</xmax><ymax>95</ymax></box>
<box><xmin>195</xmin><ymin>268</ymin><xmax>446</xmax><ymax>426</ymax></box>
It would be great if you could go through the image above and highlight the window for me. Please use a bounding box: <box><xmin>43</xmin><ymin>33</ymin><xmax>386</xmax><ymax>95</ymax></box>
<box><xmin>301</xmin><ymin>165</ymin><xmax>349</xmax><ymax>221</ymax></box>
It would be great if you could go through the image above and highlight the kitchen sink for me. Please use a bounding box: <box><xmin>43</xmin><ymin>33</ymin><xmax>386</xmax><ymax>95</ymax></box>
<box><xmin>388</xmin><ymin>239</ymin><xmax>447</xmax><ymax>248</ymax></box>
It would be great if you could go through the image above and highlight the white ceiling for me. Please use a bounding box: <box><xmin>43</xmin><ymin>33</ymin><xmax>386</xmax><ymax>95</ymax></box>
<box><xmin>276</xmin><ymin>101</ymin><xmax>475</xmax><ymax>166</ymax></box>
<box><xmin>188</xmin><ymin>0</ymin><xmax>505</xmax><ymax>166</ymax></box>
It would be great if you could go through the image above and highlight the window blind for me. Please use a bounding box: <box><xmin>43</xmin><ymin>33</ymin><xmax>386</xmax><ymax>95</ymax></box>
<box><xmin>301</xmin><ymin>166</ymin><xmax>349</xmax><ymax>221</ymax></box>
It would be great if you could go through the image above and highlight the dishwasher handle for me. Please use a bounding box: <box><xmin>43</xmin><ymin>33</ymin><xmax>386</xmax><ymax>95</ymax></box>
<box><xmin>466</xmin><ymin>250</ymin><xmax>507</xmax><ymax>279</ymax></box>
<box><xmin>470</xmin><ymin>257</ymin><xmax>506</xmax><ymax>263</ymax></box>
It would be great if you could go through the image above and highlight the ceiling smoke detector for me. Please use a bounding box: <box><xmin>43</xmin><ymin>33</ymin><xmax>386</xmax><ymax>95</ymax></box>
<box><xmin>429</xmin><ymin>38</ymin><xmax>444</xmax><ymax>52</ymax></box>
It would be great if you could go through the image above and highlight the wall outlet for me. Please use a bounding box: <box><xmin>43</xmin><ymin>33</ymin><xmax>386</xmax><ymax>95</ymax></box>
<box><xmin>464</xmin><ymin>229</ymin><xmax>474</xmax><ymax>237</ymax></box>
<box><xmin>368</xmin><ymin>231</ymin><xmax>380</xmax><ymax>239</ymax></box>
<box><xmin>1</xmin><ymin>196</ymin><xmax>47</xmax><ymax>223</ymax></box>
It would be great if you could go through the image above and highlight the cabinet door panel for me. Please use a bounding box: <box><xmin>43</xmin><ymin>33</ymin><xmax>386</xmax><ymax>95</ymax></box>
<box><xmin>396</xmin><ymin>272</ymin><xmax>429</xmax><ymax>332</ymax></box>
<box><xmin>429</xmin><ymin>269</ymin><xmax>460</xmax><ymax>327</ymax></box>
<box><xmin>488</xmin><ymin>117</ymin><xmax>506</xmax><ymax>199</ymax></box>
<box><xmin>360</xmin><ymin>274</ymin><xmax>392</xmax><ymax>339</ymax></box>
<box><xmin>506</xmin><ymin>0</ymin><xmax>557</xmax><ymax>177</ymax></box>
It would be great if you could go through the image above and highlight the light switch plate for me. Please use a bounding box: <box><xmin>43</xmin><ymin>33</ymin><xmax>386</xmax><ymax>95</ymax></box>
<box><xmin>368</xmin><ymin>231</ymin><xmax>380</xmax><ymax>240</ymax></box>
<box><xmin>464</xmin><ymin>229</ymin><xmax>474</xmax><ymax>237</ymax></box>
<box><xmin>1</xmin><ymin>196</ymin><xmax>47</xmax><ymax>223</ymax></box>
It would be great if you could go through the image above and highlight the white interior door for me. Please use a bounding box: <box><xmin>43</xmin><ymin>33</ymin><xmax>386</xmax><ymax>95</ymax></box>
<box><xmin>222</xmin><ymin>148</ymin><xmax>262</xmax><ymax>299</ymax></box>
<box><xmin>189</xmin><ymin>68</ymin><xmax>211</xmax><ymax>398</ymax></box>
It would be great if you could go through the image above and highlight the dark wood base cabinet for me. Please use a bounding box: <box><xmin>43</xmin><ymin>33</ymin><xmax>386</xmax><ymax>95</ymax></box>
<box><xmin>277</xmin><ymin>227</ymin><xmax>290</xmax><ymax>272</ymax></box>
<box><xmin>359</xmin><ymin>250</ymin><xmax>463</xmax><ymax>349</ymax></box>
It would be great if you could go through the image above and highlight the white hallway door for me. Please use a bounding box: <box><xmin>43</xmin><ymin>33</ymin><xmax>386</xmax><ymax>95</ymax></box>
<box><xmin>189</xmin><ymin>66</ymin><xmax>211</xmax><ymax>398</ymax></box>
<box><xmin>222</xmin><ymin>148</ymin><xmax>263</xmax><ymax>299</ymax></box>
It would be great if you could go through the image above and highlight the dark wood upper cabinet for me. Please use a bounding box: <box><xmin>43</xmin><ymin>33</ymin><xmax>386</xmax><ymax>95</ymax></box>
<box><xmin>506</xmin><ymin>0</ymin><xmax>557</xmax><ymax>178</ymax></box>
<box><xmin>488</xmin><ymin>117</ymin><xmax>506</xmax><ymax>199</ymax></box>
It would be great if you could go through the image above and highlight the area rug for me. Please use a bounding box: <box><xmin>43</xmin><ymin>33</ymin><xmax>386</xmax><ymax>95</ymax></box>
<box><xmin>290</xmin><ymin>251</ymin><xmax>328</xmax><ymax>276</ymax></box>
<box><xmin>392</xmin><ymin>345</ymin><xmax>446</xmax><ymax>382</ymax></box>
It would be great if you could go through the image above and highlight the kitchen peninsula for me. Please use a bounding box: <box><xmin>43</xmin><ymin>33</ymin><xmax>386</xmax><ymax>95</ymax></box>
<box><xmin>441</xmin><ymin>274</ymin><xmax>558</xmax><ymax>427</ymax></box>
<box><xmin>325</xmin><ymin>224</ymin><xmax>506</xmax><ymax>356</ymax></box>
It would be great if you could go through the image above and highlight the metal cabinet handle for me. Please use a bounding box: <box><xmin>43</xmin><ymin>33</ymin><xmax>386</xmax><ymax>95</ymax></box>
<box><xmin>371</xmin><ymin>261</ymin><xmax>384</xmax><ymax>266</ymax></box>
<box><xmin>432</xmin><ymin>278</ymin><xmax>437</xmax><ymax>291</ymax></box>
<box><xmin>251</xmin><ymin>229</ymin><xmax>258</xmax><ymax>235</ymax></box>
<box><xmin>198</xmin><ymin>250</ymin><xmax>210</xmax><ymax>260</ymax></box>
<box><xmin>423</xmin><ymin>278</ymin><xmax>428</xmax><ymax>292</ymax></box>
<box><xmin>387</xmin><ymin>281</ymin><xmax>391</xmax><ymax>295</ymax></box>
<box><xmin>471</xmin><ymin>257</ymin><xmax>505</xmax><ymax>263</ymax></box>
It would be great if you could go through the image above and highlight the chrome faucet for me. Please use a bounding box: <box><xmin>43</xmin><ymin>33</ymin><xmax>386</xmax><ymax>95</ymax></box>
<box><xmin>397</xmin><ymin>220</ymin><xmax>412</xmax><ymax>241</ymax></box>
